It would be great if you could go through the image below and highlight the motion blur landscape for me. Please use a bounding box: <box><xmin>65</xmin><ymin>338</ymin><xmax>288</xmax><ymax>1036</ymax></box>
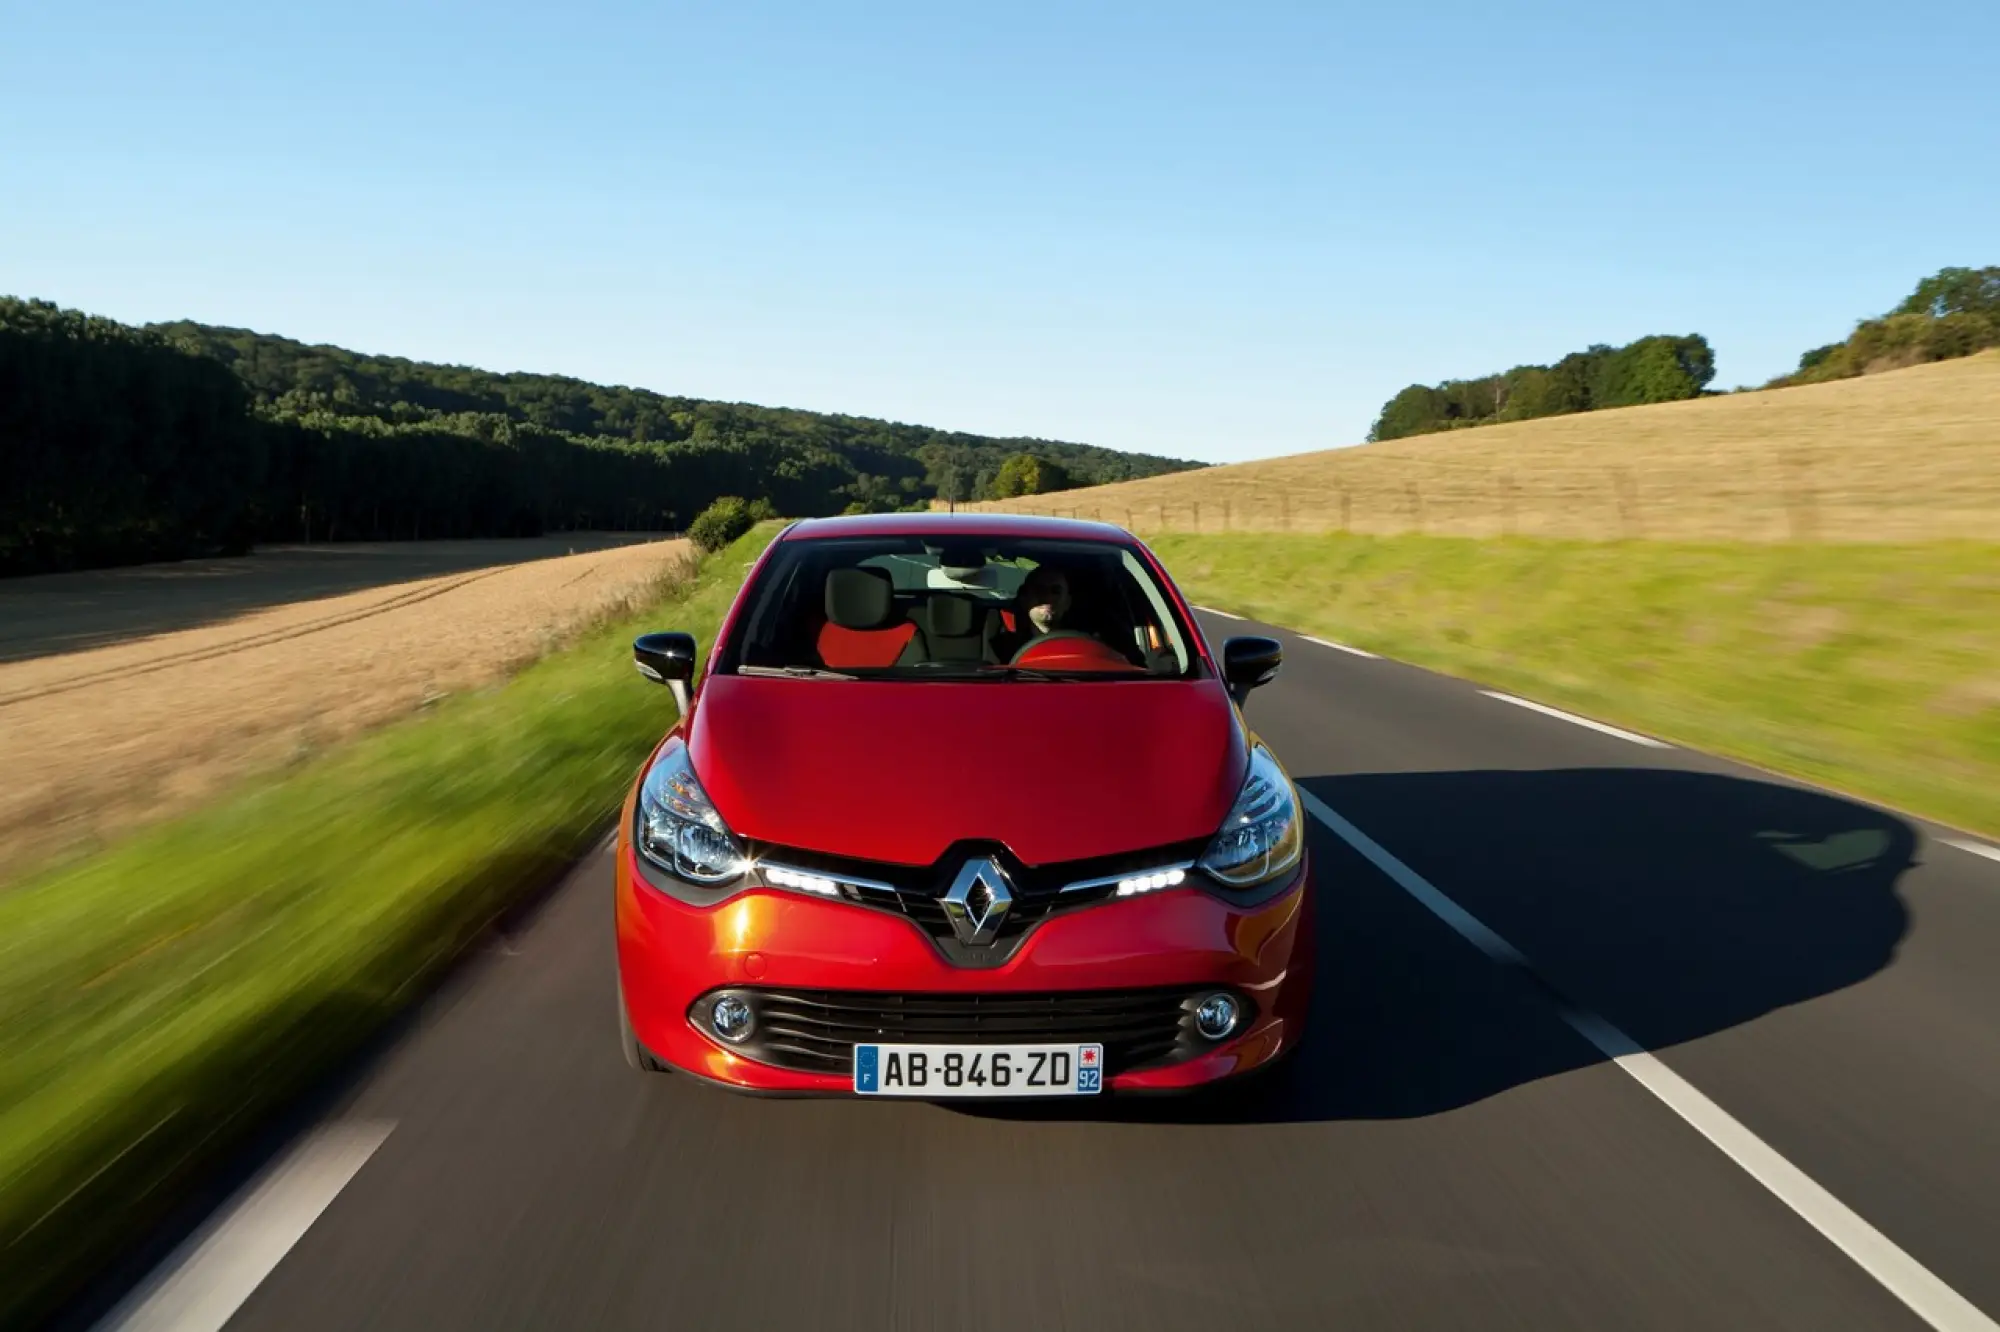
<box><xmin>4</xmin><ymin>3</ymin><xmax>1999</xmax><ymax>1330</ymax></box>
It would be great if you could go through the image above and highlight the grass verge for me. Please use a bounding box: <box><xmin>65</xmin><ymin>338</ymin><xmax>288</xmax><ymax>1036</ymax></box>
<box><xmin>0</xmin><ymin>526</ymin><xmax>773</xmax><ymax>1329</ymax></box>
<box><xmin>1151</xmin><ymin>532</ymin><xmax>2000</xmax><ymax>840</ymax></box>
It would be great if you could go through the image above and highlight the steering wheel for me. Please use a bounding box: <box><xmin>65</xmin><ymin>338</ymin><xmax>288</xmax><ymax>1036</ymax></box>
<box><xmin>1011</xmin><ymin>631</ymin><xmax>1144</xmax><ymax>673</ymax></box>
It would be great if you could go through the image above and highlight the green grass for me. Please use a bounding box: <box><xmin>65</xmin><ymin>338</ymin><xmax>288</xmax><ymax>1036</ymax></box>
<box><xmin>0</xmin><ymin>526</ymin><xmax>773</xmax><ymax>1329</ymax></box>
<box><xmin>1151</xmin><ymin>532</ymin><xmax>2000</xmax><ymax>839</ymax></box>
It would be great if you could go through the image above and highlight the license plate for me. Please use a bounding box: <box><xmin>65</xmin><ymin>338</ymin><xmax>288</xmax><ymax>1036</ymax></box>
<box><xmin>854</xmin><ymin>1043</ymin><xmax>1104</xmax><ymax>1097</ymax></box>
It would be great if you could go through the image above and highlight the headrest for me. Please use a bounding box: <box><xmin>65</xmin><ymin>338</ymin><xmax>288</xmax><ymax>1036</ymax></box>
<box><xmin>825</xmin><ymin>567</ymin><xmax>894</xmax><ymax>629</ymax></box>
<box><xmin>925</xmin><ymin>594</ymin><xmax>976</xmax><ymax>637</ymax></box>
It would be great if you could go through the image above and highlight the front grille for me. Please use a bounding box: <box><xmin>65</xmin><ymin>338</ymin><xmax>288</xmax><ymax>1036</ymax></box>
<box><xmin>752</xmin><ymin>837</ymin><xmax>1211</xmax><ymax>967</ymax></box>
<box><xmin>837</xmin><ymin>878</ymin><xmax>1065</xmax><ymax>953</ymax></box>
<box><xmin>694</xmin><ymin>986</ymin><xmax>1240</xmax><ymax>1076</ymax></box>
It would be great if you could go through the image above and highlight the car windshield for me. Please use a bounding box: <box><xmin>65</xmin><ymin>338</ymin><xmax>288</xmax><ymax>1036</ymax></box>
<box><xmin>720</xmin><ymin>535</ymin><xmax>1202</xmax><ymax>681</ymax></box>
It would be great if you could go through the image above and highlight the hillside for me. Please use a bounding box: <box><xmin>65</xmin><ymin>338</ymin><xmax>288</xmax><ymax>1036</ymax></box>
<box><xmin>150</xmin><ymin>321</ymin><xmax>1197</xmax><ymax>498</ymax></box>
<box><xmin>973</xmin><ymin>351</ymin><xmax>2000</xmax><ymax>542</ymax></box>
<box><xmin>2</xmin><ymin>297</ymin><xmax>1200</xmax><ymax>575</ymax></box>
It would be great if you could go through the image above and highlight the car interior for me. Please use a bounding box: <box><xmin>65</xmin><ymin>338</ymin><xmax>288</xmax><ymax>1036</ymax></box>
<box><xmin>733</xmin><ymin>539</ymin><xmax>1191</xmax><ymax>677</ymax></box>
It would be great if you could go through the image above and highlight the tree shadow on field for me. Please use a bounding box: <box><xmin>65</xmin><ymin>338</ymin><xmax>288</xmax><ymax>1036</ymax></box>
<box><xmin>0</xmin><ymin>532</ymin><xmax>659</xmax><ymax>663</ymax></box>
<box><xmin>964</xmin><ymin>767</ymin><xmax>1915</xmax><ymax>1126</ymax></box>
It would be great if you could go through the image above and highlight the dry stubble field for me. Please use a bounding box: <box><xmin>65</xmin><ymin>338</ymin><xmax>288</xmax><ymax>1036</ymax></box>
<box><xmin>0</xmin><ymin>537</ymin><xmax>692</xmax><ymax>876</ymax></box>
<box><xmin>971</xmin><ymin>351</ymin><xmax>2000</xmax><ymax>541</ymax></box>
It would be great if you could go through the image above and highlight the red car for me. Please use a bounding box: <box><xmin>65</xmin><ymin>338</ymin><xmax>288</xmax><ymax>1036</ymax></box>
<box><xmin>614</xmin><ymin>513</ymin><xmax>1314</xmax><ymax>1097</ymax></box>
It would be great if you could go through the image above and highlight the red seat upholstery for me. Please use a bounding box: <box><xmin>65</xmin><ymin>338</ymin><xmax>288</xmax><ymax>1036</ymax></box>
<box><xmin>817</xmin><ymin>567</ymin><xmax>921</xmax><ymax>669</ymax></box>
<box><xmin>818</xmin><ymin>620</ymin><xmax>917</xmax><ymax>668</ymax></box>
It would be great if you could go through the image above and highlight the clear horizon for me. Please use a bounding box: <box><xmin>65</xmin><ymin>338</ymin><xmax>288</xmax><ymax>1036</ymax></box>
<box><xmin>3</xmin><ymin>0</ymin><xmax>1995</xmax><ymax>464</ymax></box>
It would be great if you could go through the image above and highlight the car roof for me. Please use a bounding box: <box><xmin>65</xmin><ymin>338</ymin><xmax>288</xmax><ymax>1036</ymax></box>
<box><xmin>778</xmin><ymin>512</ymin><xmax>1132</xmax><ymax>543</ymax></box>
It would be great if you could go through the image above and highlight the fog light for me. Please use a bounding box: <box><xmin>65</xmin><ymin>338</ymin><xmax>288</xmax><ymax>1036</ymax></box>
<box><xmin>710</xmin><ymin>995</ymin><xmax>755</xmax><ymax>1043</ymax></box>
<box><xmin>1193</xmin><ymin>992</ymin><xmax>1240</xmax><ymax>1041</ymax></box>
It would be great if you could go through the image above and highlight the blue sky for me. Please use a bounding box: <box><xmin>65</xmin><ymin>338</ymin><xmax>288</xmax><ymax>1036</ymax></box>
<box><xmin>3</xmin><ymin>1</ymin><xmax>1995</xmax><ymax>464</ymax></box>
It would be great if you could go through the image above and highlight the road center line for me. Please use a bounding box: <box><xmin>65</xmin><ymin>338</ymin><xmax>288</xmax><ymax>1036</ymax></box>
<box><xmin>1193</xmin><ymin>605</ymin><xmax>1243</xmax><ymax>620</ymax></box>
<box><xmin>94</xmin><ymin>1120</ymin><xmax>394</xmax><ymax>1332</ymax></box>
<box><xmin>1480</xmin><ymin>690</ymin><xmax>1670</xmax><ymax>748</ymax></box>
<box><xmin>1301</xmin><ymin>634</ymin><xmax>1379</xmax><ymax>659</ymax></box>
<box><xmin>1942</xmin><ymin>837</ymin><xmax>2000</xmax><ymax>865</ymax></box>
<box><xmin>1299</xmin><ymin>789</ymin><xmax>1997</xmax><ymax>1332</ymax></box>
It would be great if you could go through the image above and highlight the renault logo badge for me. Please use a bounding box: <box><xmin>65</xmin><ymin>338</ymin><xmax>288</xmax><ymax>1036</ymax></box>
<box><xmin>941</xmin><ymin>858</ymin><xmax>1014</xmax><ymax>945</ymax></box>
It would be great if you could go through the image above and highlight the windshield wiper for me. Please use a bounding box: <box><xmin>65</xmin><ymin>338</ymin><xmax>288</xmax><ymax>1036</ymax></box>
<box><xmin>967</xmin><ymin>664</ymin><xmax>1083</xmax><ymax>681</ymax></box>
<box><xmin>735</xmin><ymin>665</ymin><xmax>858</xmax><ymax>680</ymax></box>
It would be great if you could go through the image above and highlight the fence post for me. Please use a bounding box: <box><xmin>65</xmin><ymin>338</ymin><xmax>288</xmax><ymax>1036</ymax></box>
<box><xmin>1125</xmin><ymin>507</ymin><xmax>1133</xmax><ymax>531</ymax></box>
<box><xmin>1192</xmin><ymin>501</ymin><xmax>1201</xmax><ymax>532</ymax></box>
<box><xmin>1157</xmin><ymin>504</ymin><xmax>1165</xmax><ymax>532</ymax></box>
<box><xmin>1222</xmin><ymin>498</ymin><xmax>1231</xmax><ymax>530</ymax></box>
<box><xmin>1611</xmin><ymin>467</ymin><xmax>1641</xmax><ymax>539</ymax></box>
<box><xmin>1783</xmin><ymin>449</ymin><xmax>1819</xmax><ymax>541</ymax></box>
<box><xmin>1405</xmin><ymin>481</ymin><xmax>1424</xmax><ymax>533</ymax></box>
<box><xmin>1338</xmin><ymin>487</ymin><xmax>1351</xmax><ymax>532</ymax></box>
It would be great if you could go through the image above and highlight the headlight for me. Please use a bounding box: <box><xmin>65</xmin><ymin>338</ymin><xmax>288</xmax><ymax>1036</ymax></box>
<box><xmin>637</xmin><ymin>738</ymin><xmax>749</xmax><ymax>884</ymax></box>
<box><xmin>1197</xmin><ymin>744</ymin><xmax>1303</xmax><ymax>888</ymax></box>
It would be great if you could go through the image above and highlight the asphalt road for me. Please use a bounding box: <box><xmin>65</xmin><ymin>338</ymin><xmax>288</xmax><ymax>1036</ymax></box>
<box><xmin>0</xmin><ymin>534</ymin><xmax>659</xmax><ymax>663</ymax></box>
<box><xmin>69</xmin><ymin>611</ymin><xmax>2000</xmax><ymax>1331</ymax></box>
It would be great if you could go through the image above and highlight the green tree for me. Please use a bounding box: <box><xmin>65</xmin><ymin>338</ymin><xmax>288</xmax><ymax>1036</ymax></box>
<box><xmin>687</xmin><ymin>496</ymin><xmax>755</xmax><ymax>552</ymax></box>
<box><xmin>1368</xmin><ymin>385</ymin><xmax>1449</xmax><ymax>441</ymax></box>
<box><xmin>1773</xmin><ymin>265</ymin><xmax>2000</xmax><ymax>388</ymax></box>
<box><xmin>990</xmin><ymin>453</ymin><xmax>1073</xmax><ymax>498</ymax></box>
<box><xmin>1893</xmin><ymin>266</ymin><xmax>2000</xmax><ymax>320</ymax></box>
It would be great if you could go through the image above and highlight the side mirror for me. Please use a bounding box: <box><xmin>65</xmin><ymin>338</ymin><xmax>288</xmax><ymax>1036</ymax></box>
<box><xmin>634</xmin><ymin>631</ymin><xmax>698</xmax><ymax>713</ymax></box>
<box><xmin>1221</xmin><ymin>635</ymin><xmax>1282</xmax><ymax>706</ymax></box>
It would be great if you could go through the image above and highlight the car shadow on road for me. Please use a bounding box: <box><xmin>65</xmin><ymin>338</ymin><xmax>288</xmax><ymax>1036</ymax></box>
<box><xmin>962</xmin><ymin>767</ymin><xmax>1916</xmax><ymax>1126</ymax></box>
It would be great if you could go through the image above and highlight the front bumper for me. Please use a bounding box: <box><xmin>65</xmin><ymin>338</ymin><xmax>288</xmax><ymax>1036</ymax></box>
<box><xmin>614</xmin><ymin>831</ymin><xmax>1315</xmax><ymax>1094</ymax></box>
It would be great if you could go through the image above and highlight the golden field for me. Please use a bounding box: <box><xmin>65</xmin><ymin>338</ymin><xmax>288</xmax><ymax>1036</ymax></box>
<box><xmin>970</xmin><ymin>351</ymin><xmax>2000</xmax><ymax>541</ymax></box>
<box><xmin>0</xmin><ymin>538</ymin><xmax>691</xmax><ymax>875</ymax></box>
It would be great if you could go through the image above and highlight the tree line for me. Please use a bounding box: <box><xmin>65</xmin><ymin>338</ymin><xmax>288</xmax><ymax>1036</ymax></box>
<box><xmin>1</xmin><ymin>300</ymin><xmax>1199</xmax><ymax>576</ymax></box>
<box><xmin>153</xmin><ymin>321</ymin><xmax>1194</xmax><ymax>504</ymax></box>
<box><xmin>1367</xmin><ymin>265</ymin><xmax>1996</xmax><ymax>444</ymax></box>
<box><xmin>1369</xmin><ymin>334</ymin><xmax>1717</xmax><ymax>442</ymax></box>
<box><xmin>1768</xmin><ymin>266</ymin><xmax>1999</xmax><ymax>387</ymax></box>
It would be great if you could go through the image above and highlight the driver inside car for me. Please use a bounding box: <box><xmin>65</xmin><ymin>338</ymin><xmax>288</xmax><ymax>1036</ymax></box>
<box><xmin>1020</xmin><ymin>563</ymin><xmax>1071</xmax><ymax>637</ymax></box>
<box><xmin>992</xmin><ymin>561</ymin><xmax>1097</xmax><ymax>664</ymax></box>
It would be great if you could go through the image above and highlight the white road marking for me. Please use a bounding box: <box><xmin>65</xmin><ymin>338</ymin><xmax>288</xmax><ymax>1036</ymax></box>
<box><xmin>1193</xmin><ymin>605</ymin><xmax>1244</xmax><ymax>620</ymax></box>
<box><xmin>1480</xmin><ymin>690</ymin><xmax>1670</xmax><ymax>748</ymax></box>
<box><xmin>1943</xmin><ymin>837</ymin><xmax>2000</xmax><ymax>865</ymax></box>
<box><xmin>95</xmin><ymin>1121</ymin><xmax>394</xmax><ymax>1332</ymax></box>
<box><xmin>1299</xmin><ymin>788</ymin><xmax>1997</xmax><ymax>1332</ymax></box>
<box><xmin>1301</xmin><ymin>635</ymin><xmax>1379</xmax><ymax>659</ymax></box>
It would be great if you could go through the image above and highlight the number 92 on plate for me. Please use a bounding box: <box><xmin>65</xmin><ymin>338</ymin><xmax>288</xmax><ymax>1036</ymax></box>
<box><xmin>854</xmin><ymin>1043</ymin><xmax>1104</xmax><ymax>1096</ymax></box>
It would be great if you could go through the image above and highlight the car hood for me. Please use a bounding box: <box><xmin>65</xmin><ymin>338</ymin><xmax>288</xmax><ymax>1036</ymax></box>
<box><xmin>687</xmin><ymin>675</ymin><xmax>1248</xmax><ymax>867</ymax></box>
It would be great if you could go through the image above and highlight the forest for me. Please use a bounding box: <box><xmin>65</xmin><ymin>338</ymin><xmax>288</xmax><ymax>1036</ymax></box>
<box><xmin>0</xmin><ymin>301</ymin><xmax>1199</xmax><ymax>575</ymax></box>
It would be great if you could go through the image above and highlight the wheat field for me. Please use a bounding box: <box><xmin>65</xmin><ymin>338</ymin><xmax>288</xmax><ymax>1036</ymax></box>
<box><xmin>0</xmin><ymin>538</ymin><xmax>692</xmax><ymax>875</ymax></box>
<box><xmin>970</xmin><ymin>351</ymin><xmax>2000</xmax><ymax>542</ymax></box>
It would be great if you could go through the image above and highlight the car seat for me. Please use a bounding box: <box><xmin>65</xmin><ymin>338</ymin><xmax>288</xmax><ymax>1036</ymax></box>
<box><xmin>818</xmin><ymin>567</ymin><xmax>925</xmax><ymax>668</ymax></box>
<box><xmin>915</xmin><ymin>593</ymin><xmax>991</xmax><ymax>664</ymax></box>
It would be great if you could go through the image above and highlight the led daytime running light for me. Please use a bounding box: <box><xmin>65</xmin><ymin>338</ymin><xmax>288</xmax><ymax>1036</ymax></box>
<box><xmin>1115</xmin><ymin>868</ymin><xmax>1187</xmax><ymax>897</ymax></box>
<box><xmin>763</xmin><ymin>866</ymin><xmax>841</xmax><ymax>896</ymax></box>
